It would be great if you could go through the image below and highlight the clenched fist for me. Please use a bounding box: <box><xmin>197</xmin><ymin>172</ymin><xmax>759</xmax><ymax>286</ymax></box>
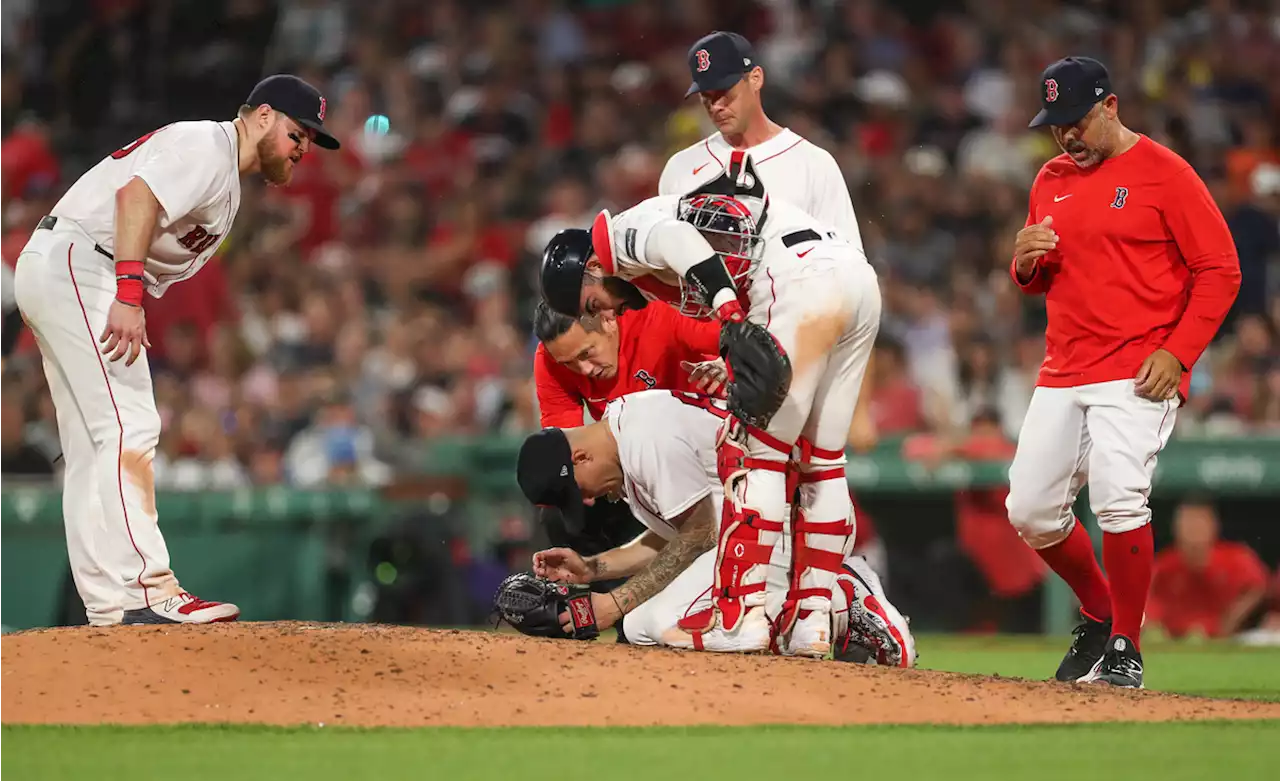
<box><xmin>1013</xmin><ymin>215</ymin><xmax>1059</xmax><ymax>282</ymax></box>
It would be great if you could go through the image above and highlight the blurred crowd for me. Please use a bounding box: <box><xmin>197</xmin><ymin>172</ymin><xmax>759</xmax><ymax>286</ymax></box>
<box><xmin>3</xmin><ymin>0</ymin><xmax>1280</xmax><ymax>490</ymax></box>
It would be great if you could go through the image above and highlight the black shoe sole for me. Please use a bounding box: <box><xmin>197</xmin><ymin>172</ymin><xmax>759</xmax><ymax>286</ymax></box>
<box><xmin>121</xmin><ymin>609</ymin><xmax>179</xmax><ymax>625</ymax></box>
<box><xmin>1093</xmin><ymin>673</ymin><xmax>1143</xmax><ymax>689</ymax></box>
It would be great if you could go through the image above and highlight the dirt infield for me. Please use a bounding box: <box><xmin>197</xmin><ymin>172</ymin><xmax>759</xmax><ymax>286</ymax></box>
<box><xmin>3</xmin><ymin>622</ymin><xmax>1278</xmax><ymax>728</ymax></box>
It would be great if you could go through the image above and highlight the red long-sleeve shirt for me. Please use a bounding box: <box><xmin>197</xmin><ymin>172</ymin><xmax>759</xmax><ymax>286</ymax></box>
<box><xmin>535</xmin><ymin>303</ymin><xmax>721</xmax><ymax>428</ymax></box>
<box><xmin>1012</xmin><ymin>136</ymin><xmax>1241</xmax><ymax>400</ymax></box>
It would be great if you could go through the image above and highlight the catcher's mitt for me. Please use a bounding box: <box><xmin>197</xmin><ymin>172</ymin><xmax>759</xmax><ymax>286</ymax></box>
<box><xmin>492</xmin><ymin>572</ymin><xmax>600</xmax><ymax>641</ymax></box>
<box><xmin>720</xmin><ymin>319</ymin><xmax>792</xmax><ymax>429</ymax></box>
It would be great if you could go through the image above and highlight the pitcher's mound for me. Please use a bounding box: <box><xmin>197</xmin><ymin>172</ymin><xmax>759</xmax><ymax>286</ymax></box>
<box><xmin>3</xmin><ymin>622</ymin><xmax>1277</xmax><ymax>727</ymax></box>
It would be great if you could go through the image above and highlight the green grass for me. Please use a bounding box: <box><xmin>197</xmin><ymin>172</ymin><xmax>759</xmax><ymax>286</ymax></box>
<box><xmin>6</xmin><ymin>636</ymin><xmax>1280</xmax><ymax>780</ymax></box>
<box><xmin>914</xmin><ymin>634</ymin><xmax>1280</xmax><ymax>700</ymax></box>
<box><xmin>4</xmin><ymin>722</ymin><xmax>1279</xmax><ymax>781</ymax></box>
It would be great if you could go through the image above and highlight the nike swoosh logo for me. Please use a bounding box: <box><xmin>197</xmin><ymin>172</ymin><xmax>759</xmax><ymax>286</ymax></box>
<box><xmin>693</xmin><ymin>162</ymin><xmax>711</xmax><ymax>176</ymax></box>
<box><xmin>797</xmin><ymin>248</ymin><xmax>813</xmax><ymax>258</ymax></box>
<box><xmin>1054</xmin><ymin>194</ymin><xmax>1073</xmax><ymax>202</ymax></box>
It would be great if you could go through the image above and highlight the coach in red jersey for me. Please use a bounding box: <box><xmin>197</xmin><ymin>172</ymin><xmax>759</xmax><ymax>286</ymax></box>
<box><xmin>531</xmin><ymin>300</ymin><xmax>720</xmax><ymax>587</ymax></box>
<box><xmin>1007</xmin><ymin>57</ymin><xmax>1241</xmax><ymax>689</ymax></box>
<box><xmin>534</xmin><ymin>300</ymin><xmax>721</xmax><ymax>428</ymax></box>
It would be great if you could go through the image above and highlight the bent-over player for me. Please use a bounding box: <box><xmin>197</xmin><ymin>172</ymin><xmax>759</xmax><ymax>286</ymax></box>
<box><xmin>539</xmin><ymin>157</ymin><xmax>881</xmax><ymax>657</ymax></box>
<box><xmin>1009</xmin><ymin>57</ymin><xmax>1240</xmax><ymax>687</ymax></box>
<box><xmin>13</xmin><ymin>75</ymin><xmax>341</xmax><ymax>625</ymax></box>
<box><xmin>532</xmin><ymin>300</ymin><xmax>721</xmax><ymax>584</ymax></box>
<box><xmin>510</xmin><ymin>389</ymin><xmax>915</xmax><ymax>665</ymax></box>
<box><xmin>665</xmin><ymin>27</ymin><xmax>880</xmax><ymax>458</ymax></box>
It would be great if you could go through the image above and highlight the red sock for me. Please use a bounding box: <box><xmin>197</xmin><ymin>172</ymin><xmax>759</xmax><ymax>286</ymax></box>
<box><xmin>1103</xmin><ymin>525</ymin><xmax>1154</xmax><ymax>650</ymax></box>
<box><xmin>1035</xmin><ymin>521</ymin><xmax>1112</xmax><ymax>621</ymax></box>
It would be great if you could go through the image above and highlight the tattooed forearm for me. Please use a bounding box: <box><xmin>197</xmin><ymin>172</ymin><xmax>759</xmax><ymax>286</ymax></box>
<box><xmin>586</xmin><ymin>556</ymin><xmax>607</xmax><ymax>578</ymax></box>
<box><xmin>610</xmin><ymin>499</ymin><xmax>718</xmax><ymax>613</ymax></box>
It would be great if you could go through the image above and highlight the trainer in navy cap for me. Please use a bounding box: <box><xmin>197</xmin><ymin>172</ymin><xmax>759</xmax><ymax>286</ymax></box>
<box><xmin>1029</xmin><ymin>57</ymin><xmax>1113</xmax><ymax>128</ymax></box>
<box><xmin>246</xmin><ymin>74</ymin><xmax>341</xmax><ymax>150</ymax></box>
<box><xmin>685</xmin><ymin>31</ymin><xmax>759</xmax><ymax>97</ymax></box>
<box><xmin>516</xmin><ymin>428</ymin><xmax>585</xmax><ymax>530</ymax></box>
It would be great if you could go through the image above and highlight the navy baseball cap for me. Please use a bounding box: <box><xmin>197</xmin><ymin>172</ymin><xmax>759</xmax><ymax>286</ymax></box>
<box><xmin>685</xmin><ymin>31</ymin><xmax>759</xmax><ymax>97</ymax></box>
<box><xmin>246</xmin><ymin>74</ymin><xmax>341</xmax><ymax>150</ymax></box>
<box><xmin>516</xmin><ymin>428</ymin><xmax>584</xmax><ymax>530</ymax></box>
<box><xmin>1029</xmin><ymin>57</ymin><xmax>1113</xmax><ymax>128</ymax></box>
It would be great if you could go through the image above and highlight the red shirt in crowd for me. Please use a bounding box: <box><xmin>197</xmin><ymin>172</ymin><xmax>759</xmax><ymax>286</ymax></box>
<box><xmin>1148</xmin><ymin>541</ymin><xmax>1269</xmax><ymax>638</ymax></box>
<box><xmin>1013</xmin><ymin>136</ymin><xmax>1242</xmax><ymax>400</ymax></box>
<box><xmin>535</xmin><ymin>302</ymin><xmax>720</xmax><ymax>428</ymax></box>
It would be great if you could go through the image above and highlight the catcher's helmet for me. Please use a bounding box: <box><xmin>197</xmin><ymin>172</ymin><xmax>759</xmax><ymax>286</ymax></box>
<box><xmin>540</xmin><ymin>228</ymin><xmax>593</xmax><ymax>317</ymax></box>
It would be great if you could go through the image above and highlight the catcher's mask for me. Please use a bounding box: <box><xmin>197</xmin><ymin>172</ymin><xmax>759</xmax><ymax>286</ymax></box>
<box><xmin>675</xmin><ymin>193</ymin><xmax>764</xmax><ymax>317</ymax></box>
<box><xmin>540</xmin><ymin>228</ymin><xmax>594</xmax><ymax>317</ymax></box>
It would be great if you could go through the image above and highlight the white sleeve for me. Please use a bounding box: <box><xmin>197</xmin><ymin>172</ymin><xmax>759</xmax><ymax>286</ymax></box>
<box><xmin>610</xmin><ymin>196</ymin><xmax>714</xmax><ymax>278</ymax></box>
<box><xmin>629</xmin><ymin>437</ymin><xmax>712</xmax><ymax>522</ymax></box>
<box><xmin>806</xmin><ymin>147</ymin><xmax>860</xmax><ymax>240</ymax></box>
<box><xmin>657</xmin><ymin>155</ymin><xmax>681</xmax><ymax>197</ymax></box>
<box><xmin>130</xmin><ymin>132</ymin><xmax>226</xmax><ymax>227</ymax></box>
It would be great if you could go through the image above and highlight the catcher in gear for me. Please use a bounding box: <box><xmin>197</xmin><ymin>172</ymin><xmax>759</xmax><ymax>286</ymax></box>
<box><xmin>538</xmin><ymin>154</ymin><xmax>882</xmax><ymax>657</ymax></box>
<box><xmin>497</xmin><ymin>390</ymin><xmax>915</xmax><ymax>666</ymax></box>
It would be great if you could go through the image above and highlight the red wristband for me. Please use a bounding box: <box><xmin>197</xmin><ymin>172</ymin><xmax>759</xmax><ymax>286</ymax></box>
<box><xmin>715</xmin><ymin>300</ymin><xmax>746</xmax><ymax>323</ymax></box>
<box><xmin>115</xmin><ymin>261</ymin><xmax>145</xmax><ymax>307</ymax></box>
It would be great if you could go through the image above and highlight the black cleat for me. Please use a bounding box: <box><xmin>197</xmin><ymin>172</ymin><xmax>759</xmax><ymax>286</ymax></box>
<box><xmin>1092</xmin><ymin>634</ymin><xmax>1144</xmax><ymax>689</ymax></box>
<box><xmin>1055</xmin><ymin>611</ymin><xmax>1112</xmax><ymax>682</ymax></box>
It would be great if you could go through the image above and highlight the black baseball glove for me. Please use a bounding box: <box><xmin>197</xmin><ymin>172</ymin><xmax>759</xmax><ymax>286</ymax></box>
<box><xmin>492</xmin><ymin>572</ymin><xmax>600</xmax><ymax>640</ymax></box>
<box><xmin>720</xmin><ymin>319</ymin><xmax>792</xmax><ymax>429</ymax></box>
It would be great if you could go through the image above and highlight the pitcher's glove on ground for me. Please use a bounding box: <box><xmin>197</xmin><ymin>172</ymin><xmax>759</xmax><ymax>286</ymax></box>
<box><xmin>720</xmin><ymin>319</ymin><xmax>792</xmax><ymax>429</ymax></box>
<box><xmin>492</xmin><ymin>572</ymin><xmax>600</xmax><ymax>640</ymax></box>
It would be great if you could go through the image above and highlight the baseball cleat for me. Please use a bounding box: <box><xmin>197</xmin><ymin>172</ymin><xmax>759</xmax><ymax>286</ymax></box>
<box><xmin>1056</xmin><ymin>610</ymin><xmax>1112</xmax><ymax>682</ymax></box>
<box><xmin>1090</xmin><ymin>634</ymin><xmax>1144</xmax><ymax>689</ymax></box>
<box><xmin>834</xmin><ymin>557</ymin><xmax>916</xmax><ymax>668</ymax></box>
<box><xmin>122</xmin><ymin>593</ymin><xmax>240</xmax><ymax>624</ymax></box>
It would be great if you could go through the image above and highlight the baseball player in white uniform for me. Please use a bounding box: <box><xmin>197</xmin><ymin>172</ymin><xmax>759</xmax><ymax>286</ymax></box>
<box><xmin>12</xmin><ymin>75</ymin><xmax>340</xmax><ymax>626</ymax></box>
<box><xmin>660</xmin><ymin>31</ymin><xmax>880</xmax><ymax>464</ymax></box>
<box><xmin>515</xmin><ymin>389</ymin><xmax>914</xmax><ymax>666</ymax></box>
<box><xmin>659</xmin><ymin>31</ymin><xmax>862</xmax><ymax>247</ymax></box>
<box><xmin>539</xmin><ymin>154</ymin><xmax>881</xmax><ymax>657</ymax></box>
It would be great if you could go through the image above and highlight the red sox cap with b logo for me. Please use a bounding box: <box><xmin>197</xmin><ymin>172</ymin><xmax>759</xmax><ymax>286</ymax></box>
<box><xmin>685</xmin><ymin>31</ymin><xmax>758</xmax><ymax>97</ymax></box>
<box><xmin>246</xmin><ymin>74</ymin><xmax>341</xmax><ymax>150</ymax></box>
<box><xmin>1029</xmin><ymin>57</ymin><xmax>1113</xmax><ymax>128</ymax></box>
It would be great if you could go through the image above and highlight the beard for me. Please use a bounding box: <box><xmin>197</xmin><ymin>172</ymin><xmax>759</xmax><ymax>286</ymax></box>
<box><xmin>601</xmin><ymin>277</ymin><xmax>648</xmax><ymax>314</ymax></box>
<box><xmin>258</xmin><ymin>135</ymin><xmax>293</xmax><ymax>186</ymax></box>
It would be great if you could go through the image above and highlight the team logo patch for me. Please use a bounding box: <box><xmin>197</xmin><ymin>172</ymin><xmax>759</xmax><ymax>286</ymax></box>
<box><xmin>1111</xmin><ymin>187</ymin><xmax>1129</xmax><ymax>209</ymax></box>
<box><xmin>1045</xmin><ymin>78</ymin><xmax>1059</xmax><ymax>103</ymax></box>
<box><xmin>695</xmin><ymin>49</ymin><xmax>711</xmax><ymax>72</ymax></box>
<box><xmin>318</xmin><ymin>97</ymin><xmax>327</xmax><ymax>121</ymax></box>
<box><xmin>634</xmin><ymin>369</ymin><xmax>656</xmax><ymax>389</ymax></box>
<box><xmin>568</xmin><ymin>595</ymin><xmax>594</xmax><ymax>629</ymax></box>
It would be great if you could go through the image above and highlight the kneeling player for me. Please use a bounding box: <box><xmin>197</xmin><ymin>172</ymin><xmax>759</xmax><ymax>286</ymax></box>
<box><xmin>540</xmin><ymin>156</ymin><xmax>881</xmax><ymax>656</ymax></box>
<box><xmin>511</xmin><ymin>389</ymin><xmax>914</xmax><ymax>666</ymax></box>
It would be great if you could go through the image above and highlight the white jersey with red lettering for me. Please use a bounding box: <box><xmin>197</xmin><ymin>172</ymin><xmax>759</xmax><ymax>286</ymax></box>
<box><xmin>50</xmin><ymin>120</ymin><xmax>242</xmax><ymax>298</ymax></box>
<box><xmin>659</xmin><ymin>128</ymin><xmax>863</xmax><ymax>249</ymax></box>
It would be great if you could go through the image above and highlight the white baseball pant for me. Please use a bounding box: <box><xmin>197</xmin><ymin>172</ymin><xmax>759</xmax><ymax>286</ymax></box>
<box><xmin>1006</xmin><ymin>379</ymin><xmax>1178</xmax><ymax>547</ymax></box>
<box><xmin>691</xmin><ymin>240</ymin><xmax>882</xmax><ymax>656</ymax></box>
<box><xmin>13</xmin><ymin>219</ymin><xmax>181</xmax><ymax>624</ymax></box>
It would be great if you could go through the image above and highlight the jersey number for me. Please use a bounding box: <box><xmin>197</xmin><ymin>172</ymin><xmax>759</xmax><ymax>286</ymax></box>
<box><xmin>110</xmin><ymin>124</ymin><xmax>172</xmax><ymax>159</ymax></box>
<box><xmin>178</xmin><ymin>226</ymin><xmax>220</xmax><ymax>255</ymax></box>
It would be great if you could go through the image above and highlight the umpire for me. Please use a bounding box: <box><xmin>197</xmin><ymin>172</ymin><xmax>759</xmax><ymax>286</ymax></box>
<box><xmin>529</xmin><ymin>299</ymin><xmax>721</xmax><ymax>591</ymax></box>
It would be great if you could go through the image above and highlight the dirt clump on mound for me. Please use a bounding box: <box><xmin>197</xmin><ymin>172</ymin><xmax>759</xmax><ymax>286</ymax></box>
<box><xmin>3</xmin><ymin>621</ymin><xmax>1277</xmax><ymax>728</ymax></box>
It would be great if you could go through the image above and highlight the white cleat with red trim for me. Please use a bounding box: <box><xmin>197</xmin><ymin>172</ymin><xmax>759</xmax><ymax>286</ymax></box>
<box><xmin>833</xmin><ymin>556</ymin><xmax>916</xmax><ymax>668</ymax></box>
<box><xmin>121</xmin><ymin>593</ymin><xmax>240</xmax><ymax>624</ymax></box>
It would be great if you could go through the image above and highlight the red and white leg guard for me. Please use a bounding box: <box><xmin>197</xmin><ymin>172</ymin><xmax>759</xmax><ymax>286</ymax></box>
<box><xmin>677</xmin><ymin>417</ymin><xmax>789</xmax><ymax>653</ymax></box>
<box><xmin>775</xmin><ymin>438</ymin><xmax>855</xmax><ymax>658</ymax></box>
